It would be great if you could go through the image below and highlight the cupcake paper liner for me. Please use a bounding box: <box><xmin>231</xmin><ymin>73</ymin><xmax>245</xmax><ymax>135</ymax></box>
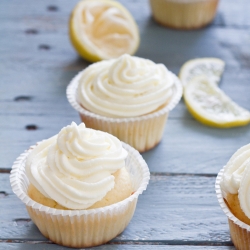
<box><xmin>215</xmin><ymin>167</ymin><xmax>250</xmax><ymax>250</ymax></box>
<box><xmin>150</xmin><ymin>0</ymin><xmax>219</xmax><ymax>30</ymax></box>
<box><xmin>10</xmin><ymin>142</ymin><xmax>150</xmax><ymax>248</ymax></box>
<box><xmin>66</xmin><ymin>70</ymin><xmax>183</xmax><ymax>153</ymax></box>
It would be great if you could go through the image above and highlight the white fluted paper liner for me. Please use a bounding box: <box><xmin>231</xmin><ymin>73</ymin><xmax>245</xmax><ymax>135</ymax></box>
<box><xmin>10</xmin><ymin>142</ymin><xmax>150</xmax><ymax>248</ymax></box>
<box><xmin>66</xmin><ymin>70</ymin><xmax>182</xmax><ymax>153</ymax></box>
<box><xmin>150</xmin><ymin>0</ymin><xmax>219</xmax><ymax>30</ymax></box>
<box><xmin>216</xmin><ymin>167</ymin><xmax>250</xmax><ymax>249</ymax></box>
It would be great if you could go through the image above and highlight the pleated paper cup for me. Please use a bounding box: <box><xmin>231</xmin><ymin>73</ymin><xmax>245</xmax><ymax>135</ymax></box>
<box><xmin>150</xmin><ymin>0</ymin><xmax>219</xmax><ymax>30</ymax></box>
<box><xmin>67</xmin><ymin>71</ymin><xmax>182</xmax><ymax>153</ymax></box>
<box><xmin>10</xmin><ymin>142</ymin><xmax>150</xmax><ymax>248</ymax></box>
<box><xmin>216</xmin><ymin>167</ymin><xmax>250</xmax><ymax>250</ymax></box>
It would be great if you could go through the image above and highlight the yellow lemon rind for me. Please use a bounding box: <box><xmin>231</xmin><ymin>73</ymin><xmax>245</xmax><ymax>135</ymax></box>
<box><xmin>184</xmin><ymin>98</ymin><xmax>250</xmax><ymax>128</ymax></box>
<box><xmin>179</xmin><ymin>57</ymin><xmax>225</xmax><ymax>86</ymax></box>
<box><xmin>183</xmin><ymin>76</ymin><xmax>250</xmax><ymax>128</ymax></box>
<box><xmin>69</xmin><ymin>12</ymin><xmax>100</xmax><ymax>63</ymax></box>
<box><xmin>69</xmin><ymin>0</ymin><xmax>140</xmax><ymax>63</ymax></box>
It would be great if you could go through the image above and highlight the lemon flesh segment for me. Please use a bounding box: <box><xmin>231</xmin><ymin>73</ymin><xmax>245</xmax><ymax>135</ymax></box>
<box><xmin>179</xmin><ymin>58</ymin><xmax>225</xmax><ymax>86</ymax></box>
<box><xmin>184</xmin><ymin>76</ymin><xmax>250</xmax><ymax>128</ymax></box>
<box><xmin>69</xmin><ymin>0</ymin><xmax>140</xmax><ymax>62</ymax></box>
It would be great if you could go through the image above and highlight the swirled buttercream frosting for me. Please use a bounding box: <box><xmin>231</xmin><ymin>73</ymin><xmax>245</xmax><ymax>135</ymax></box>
<box><xmin>77</xmin><ymin>54</ymin><xmax>176</xmax><ymax>118</ymax></box>
<box><xmin>26</xmin><ymin>122</ymin><xmax>128</xmax><ymax>209</ymax></box>
<box><xmin>220</xmin><ymin>143</ymin><xmax>250</xmax><ymax>217</ymax></box>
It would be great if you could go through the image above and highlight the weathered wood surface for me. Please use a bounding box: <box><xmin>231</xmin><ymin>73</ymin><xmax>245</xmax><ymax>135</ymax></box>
<box><xmin>1</xmin><ymin>0</ymin><xmax>250</xmax><ymax>173</ymax></box>
<box><xmin>2</xmin><ymin>116</ymin><xmax>250</xmax><ymax>174</ymax></box>
<box><xmin>0</xmin><ymin>244</ymin><xmax>236</xmax><ymax>250</ymax></box>
<box><xmin>0</xmin><ymin>173</ymin><xmax>231</xmax><ymax>243</ymax></box>
<box><xmin>1</xmin><ymin>0</ymin><xmax>250</xmax><ymax>249</ymax></box>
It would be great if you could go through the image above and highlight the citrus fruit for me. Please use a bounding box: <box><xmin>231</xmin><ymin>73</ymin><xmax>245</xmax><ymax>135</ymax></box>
<box><xmin>179</xmin><ymin>58</ymin><xmax>225</xmax><ymax>86</ymax></box>
<box><xmin>183</xmin><ymin>76</ymin><xmax>250</xmax><ymax>128</ymax></box>
<box><xmin>69</xmin><ymin>0</ymin><xmax>140</xmax><ymax>62</ymax></box>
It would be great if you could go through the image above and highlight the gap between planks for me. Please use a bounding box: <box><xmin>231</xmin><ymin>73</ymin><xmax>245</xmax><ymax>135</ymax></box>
<box><xmin>0</xmin><ymin>239</ymin><xmax>233</xmax><ymax>247</ymax></box>
<box><xmin>0</xmin><ymin>169</ymin><xmax>217</xmax><ymax>177</ymax></box>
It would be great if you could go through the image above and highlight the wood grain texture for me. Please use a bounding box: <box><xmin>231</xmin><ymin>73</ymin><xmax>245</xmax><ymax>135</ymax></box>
<box><xmin>0</xmin><ymin>173</ymin><xmax>231</xmax><ymax>243</ymax></box>
<box><xmin>1</xmin><ymin>0</ymin><xmax>249</xmax><ymax>249</ymax></box>
<box><xmin>2</xmin><ymin>115</ymin><xmax>250</xmax><ymax>174</ymax></box>
<box><xmin>0</xmin><ymin>243</ymin><xmax>236</xmax><ymax>250</ymax></box>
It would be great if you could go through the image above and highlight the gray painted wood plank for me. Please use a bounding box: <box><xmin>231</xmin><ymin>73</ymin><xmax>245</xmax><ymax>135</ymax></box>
<box><xmin>214</xmin><ymin>0</ymin><xmax>250</xmax><ymax>28</ymax></box>
<box><xmin>0</xmin><ymin>0</ymin><xmax>248</xmax><ymax>249</ymax></box>
<box><xmin>1</xmin><ymin>64</ymin><xmax>250</xmax><ymax>117</ymax></box>
<box><xmin>0</xmin><ymin>173</ymin><xmax>231</xmax><ymax>243</ymax></box>
<box><xmin>1</xmin><ymin>0</ymin><xmax>250</xmax><ymax>30</ymax></box>
<box><xmin>143</xmin><ymin>119</ymin><xmax>250</xmax><ymax>174</ymax></box>
<box><xmin>1</xmin><ymin>0</ymin><xmax>250</xmax><ymax>132</ymax></box>
<box><xmin>0</xmin><ymin>243</ymin><xmax>235</xmax><ymax>250</ymax></box>
<box><xmin>2</xmin><ymin>115</ymin><xmax>250</xmax><ymax>174</ymax></box>
<box><xmin>1</xmin><ymin>2</ymin><xmax>249</xmax><ymax>152</ymax></box>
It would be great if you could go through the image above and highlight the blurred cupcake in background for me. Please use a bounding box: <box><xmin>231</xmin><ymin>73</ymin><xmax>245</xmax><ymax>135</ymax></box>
<box><xmin>150</xmin><ymin>0</ymin><xmax>219</xmax><ymax>30</ymax></box>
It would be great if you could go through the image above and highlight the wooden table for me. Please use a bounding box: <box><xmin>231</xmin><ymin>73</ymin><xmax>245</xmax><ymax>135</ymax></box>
<box><xmin>1</xmin><ymin>0</ymin><xmax>250</xmax><ymax>249</ymax></box>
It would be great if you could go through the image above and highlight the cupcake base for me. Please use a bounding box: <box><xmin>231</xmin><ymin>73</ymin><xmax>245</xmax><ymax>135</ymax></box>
<box><xmin>228</xmin><ymin>219</ymin><xmax>250</xmax><ymax>250</ymax></box>
<box><xmin>216</xmin><ymin>168</ymin><xmax>250</xmax><ymax>250</ymax></box>
<box><xmin>67</xmin><ymin>71</ymin><xmax>182</xmax><ymax>153</ymax></box>
<box><xmin>79</xmin><ymin>109</ymin><xmax>168</xmax><ymax>153</ymax></box>
<box><xmin>26</xmin><ymin>200</ymin><xmax>137</xmax><ymax>248</ymax></box>
<box><xmin>224</xmin><ymin>193</ymin><xmax>250</xmax><ymax>226</ymax></box>
<box><xmin>10</xmin><ymin>142</ymin><xmax>150</xmax><ymax>248</ymax></box>
<box><xmin>150</xmin><ymin>0</ymin><xmax>219</xmax><ymax>30</ymax></box>
<box><xmin>27</xmin><ymin>167</ymin><xmax>133</xmax><ymax>210</ymax></box>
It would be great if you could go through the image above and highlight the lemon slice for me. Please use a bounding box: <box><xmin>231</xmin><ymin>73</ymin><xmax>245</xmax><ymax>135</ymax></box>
<box><xmin>179</xmin><ymin>58</ymin><xmax>225</xmax><ymax>86</ymax></box>
<box><xmin>184</xmin><ymin>76</ymin><xmax>250</xmax><ymax>128</ymax></box>
<box><xmin>69</xmin><ymin>0</ymin><xmax>140</xmax><ymax>62</ymax></box>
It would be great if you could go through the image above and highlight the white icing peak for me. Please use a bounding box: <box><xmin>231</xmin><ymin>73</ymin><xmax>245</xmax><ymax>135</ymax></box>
<box><xmin>26</xmin><ymin>122</ymin><xmax>128</xmax><ymax>209</ymax></box>
<box><xmin>220</xmin><ymin>143</ymin><xmax>250</xmax><ymax>217</ymax></box>
<box><xmin>77</xmin><ymin>54</ymin><xmax>175</xmax><ymax>118</ymax></box>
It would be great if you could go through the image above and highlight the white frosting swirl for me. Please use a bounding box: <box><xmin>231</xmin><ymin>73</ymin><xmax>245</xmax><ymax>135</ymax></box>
<box><xmin>77</xmin><ymin>54</ymin><xmax>176</xmax><ymax>118</ymax></box>
<box><xmin>220</xmin><ymin>143</ymin><xmax>250</xmax><ymax>217</ymax></box>
<box><xmin>26</xmin><ymin>122</ymin><xmax>128</xmax><ymax>209</ymax></box>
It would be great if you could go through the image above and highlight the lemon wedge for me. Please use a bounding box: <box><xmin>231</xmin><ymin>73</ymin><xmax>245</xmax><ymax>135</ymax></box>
<box><xmin>179</xmin><ymin>58</ymin><xmax>225</xmax><ymax>86</ymax></box>
<box><xmin>69</xmin><ymin>0</ymin><xmax>140</xmax><ymax>62</ymax></box>
<box><xmin>184</xmin><ymin>76</ymin><xmax>250</xmax><ymax>128</ymax></box>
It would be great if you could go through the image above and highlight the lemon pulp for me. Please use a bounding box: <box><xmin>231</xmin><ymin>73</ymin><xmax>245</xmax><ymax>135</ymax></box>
<box><xmin>69</xmin><ymin>0</ymin><xmax>140</xmax><ymax>62</ymax></box>
<box><xmin>179</xmin><ymin>58</ymin><xmax>225</xmax><ymax>86</ymax></box>
<box><xmin>184</xmin><ymin>76</ymin><xmax>250</xmax><ymax>128</ymax></box>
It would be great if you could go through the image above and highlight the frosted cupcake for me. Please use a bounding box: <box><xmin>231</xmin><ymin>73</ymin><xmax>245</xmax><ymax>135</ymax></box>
<box><xmin>216</xmin><ymin>143</ymin><xmax>250</xmax><ymax>250</ymax></box>
<box><xmin>150</xmin><ymin>0</ymin><xmax>219</xmax><ymax>30</ymax></box>
<box><xmin>10</xmin><ymin>122</ymin><xmax>150</xmax><ymax>248</ymax></box>
<box><xmin>67</xmin><ymin>54</ymin><xmax>182</xmax><ymax>152</ymax></box>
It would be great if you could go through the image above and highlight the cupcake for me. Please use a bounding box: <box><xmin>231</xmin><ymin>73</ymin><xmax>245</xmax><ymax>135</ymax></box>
<box><xmin>67</xmin><ymin>54</ymin><xmax>182</xmax><ymax>152</ymax></box>
<box><xmin>150</xmin><ymin>0</ymin><xmax>219</xmax><ymax>30</ymax></box>
<box><xmin>10</xmin><ymin>122</ymin><xmax>150</xmax><ymax>248</ymax></box>
<box><xmin>216</xmin><ymin>143</ymin><xmax>250</xmax><ymax>250</ymax></box>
